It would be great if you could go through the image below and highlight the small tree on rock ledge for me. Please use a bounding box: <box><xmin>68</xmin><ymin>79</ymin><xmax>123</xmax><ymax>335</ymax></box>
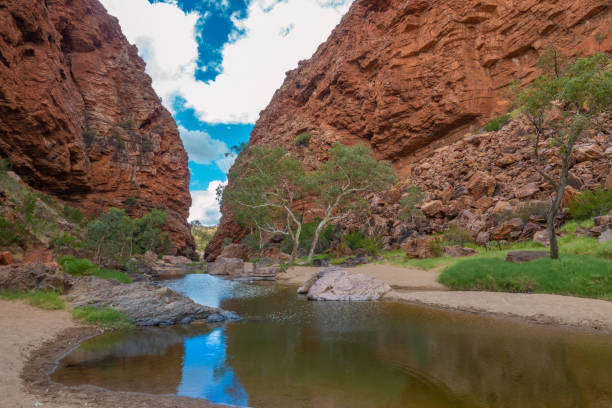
<box><xmin>515</xmin><ymin>51</ymin><xmax>612</xmax><ymax>259</ymax></box>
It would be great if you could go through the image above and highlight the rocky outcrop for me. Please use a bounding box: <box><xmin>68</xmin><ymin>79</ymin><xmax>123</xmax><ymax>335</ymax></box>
<box><xmin>66</xmin><ymin>276</ymin><xmax>225</xmax><ymax>326</ymax></box>
<box><xmin>0</xmin><ymin>0</ymin><xmax>193</xmax><ymax>253</ymax></box>
<box><xmin>207</xmin><ymin>257</ymin><xmax>245</xmax><ymax>277</ymax></box>
<box><xmin>0</xmin><ymin>263</ymin><xmax>73</xmax><ymax>293</ymax></box>
<box><xmin>299</xmin><ymin>268</ymin><xmax>392</xmax><ymax>301</ymax></box>
<box><xmin>208</xmin><ymin>0</ymin><xmax>612</xmax><ymax>259</ymax></box>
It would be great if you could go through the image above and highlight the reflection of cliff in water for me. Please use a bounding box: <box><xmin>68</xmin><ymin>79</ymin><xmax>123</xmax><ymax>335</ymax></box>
<box><xmin>223</xmin><ymin>289</ymin><xmax>612</xmax><ymax>408</ymax></box>
<box><xmin>53</xmin><ymin>326</ymin><xmax>248</xmax><ymax>406</ymax></box>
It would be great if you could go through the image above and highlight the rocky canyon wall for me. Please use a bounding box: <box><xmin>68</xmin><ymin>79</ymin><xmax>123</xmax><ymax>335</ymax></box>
<box><xmin>207</xmin><ymin>0</ymin><xmax>612</xmax><ymax>259</ymax></box>
<box><xmin>0</xmin><ymin>0</ymin><xmax>194</xmax><ymax>252</ymax></box>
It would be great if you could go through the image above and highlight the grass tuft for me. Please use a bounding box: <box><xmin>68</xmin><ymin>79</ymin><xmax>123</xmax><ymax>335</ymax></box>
<box><xmin>58</xmin><ymin>255</ymin><xmax>131</xmax><ymax>283</ymax></box>
<box><xmin>438</xmin><ymin>254</ymin><xmax>612</xmax><ymax>300</ymax></box>
<box><xmin>72</xmin><ymin>306</ymin><xmax>133</xmax><ymax>329</ymax></box>
<box><xmin>0</xmin><ymin>290</ymin><xmax>65</xmax><ymax>310</ymax></box>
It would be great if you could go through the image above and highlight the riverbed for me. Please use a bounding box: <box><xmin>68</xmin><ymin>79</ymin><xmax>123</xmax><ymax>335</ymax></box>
<box><xmin>52</xmin><ymin>274</ymin><xmax>612</xmax><ymax>408</ymax></box>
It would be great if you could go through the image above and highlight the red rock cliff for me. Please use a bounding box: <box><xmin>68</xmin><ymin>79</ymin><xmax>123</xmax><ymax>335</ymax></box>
<box><xmin>207</xmin><ymin>0</ymin><xmax>611</xmax><ymax>259</ymax></box>
<box><xmin>0</xmin><ymin>0</ymin><xmax>194</xmax><ymax>253</ymax></box>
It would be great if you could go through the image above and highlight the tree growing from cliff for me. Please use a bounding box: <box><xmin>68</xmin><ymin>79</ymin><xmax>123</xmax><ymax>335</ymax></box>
<box><xmin>306</xmin><ymin>143</ymin><xmax>396</xmax><ymax>263</ymax></box>
<box><xmin>516</xmin><ymin>51</ymin><xmax>612</xmax><ymax>259</ymax></box>
<box><xmin>223</xmin><ymin>146</ymin><xmax>309</xmax><ymax>263</ymax></box>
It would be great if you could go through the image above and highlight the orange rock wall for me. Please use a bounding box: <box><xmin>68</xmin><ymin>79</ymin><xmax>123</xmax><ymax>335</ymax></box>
<box><xmin>0</xmin><ymin>0</ymin><xmax>194</xmax><ymax>253</ymax></box>
<box><xmin>207</xmin><ymin>0</ymin><xmax>612</xmax><ymax>259</ymax></box>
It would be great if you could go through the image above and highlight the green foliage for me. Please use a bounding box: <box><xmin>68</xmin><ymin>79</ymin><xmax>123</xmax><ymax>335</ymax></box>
<box><xmin>499</xmin><ymin>201</ymin><xmax>549</xmax><ymax>222</ymax></box>
<box><xmin>295</xmin><ymin>132</ymin><xmax>311</xmax><ymax>147</ymax></box>
<box><xmin>399</xmin><ymin>185</ymin><xmax>424</xmax><ymax>220</ymax></box>
<box><xmin>62</xmin><ymin>205</ymin><xmax>85</xmax><ymax>226</ymax></box>
<box><xmin>0</xmin><ymin>290</ymin><xmax>65</xmax><ymax>310</ymax></box>
<box><xmin>72</xmin><ymin>306</ymin><xmax>133</xmax><ymax>329</ymax></box>
<box><xmin>438</xmin><ymin>254</ymin><xmax>612</xmax><ymax>300</ymax></box>
<box><xmin>85</xmin><ymin>208</ymin><xmax>169</xmax><ymax>264</ymax></box>
<box><xmin>443</xmin><ymin>224</ymin><xmax>474</xmax><ymax>246</ymax></box>
<box><xmin>191</xmin><ymin>223</ymin><xmax>217</xmax><ymax>254</ymax></box>
<box><xmin>569</xmin><ymin>188</ymin><xmax>612</xmax><ymax>220</ymax></box>
<box><xmin>58</xmin><ymin>255</ymin><xmax>131</xmax><ymax>283</ymax></box>
<box><xmin>50</xmin><ymin>232</ymin><xmax>84</xmax><ymax>251</ymax></box>
<box><xmin>0</xmin><ymin>214</ymin><xmax>24</xmax><ymax>246</ymax></box>
<box><xmin>0</xmin><ymin>158</ymin><xmax>10</xmax><ymax>173</ymax></box>
<box><xmin>483</xmin><ymin>114</ymin><xmax>510</xmax><ymax>132</ymax></box>
<box><xmin>299</xmin><ymin>220</ymin><xmax>336</xmax><ymax>252</ymax></box>
<box><xmin>342</xmin><ymin>231</ymin><xmax>382</xmax><ymax>257</ymax></box>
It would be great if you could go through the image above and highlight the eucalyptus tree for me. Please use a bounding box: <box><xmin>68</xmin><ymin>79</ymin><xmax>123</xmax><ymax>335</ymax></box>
<box><xmin>306</xmin><ymin>143</ymin><xmax>396</xmax><ymax>263</ymax></box>
<box><xmin>224</xmin><ymin>146</ymin><xmax>309</xmax><ymax>263</ymax></box>
<box><xmin>515</xmin><ymin>51</ymin><xmax>611</xmax><ymax>259</ymax></box>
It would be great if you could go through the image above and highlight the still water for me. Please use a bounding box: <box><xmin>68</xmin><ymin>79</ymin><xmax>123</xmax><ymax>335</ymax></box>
<box><xmin>52</xmin><ymin>274</ymin><xmax>612</xmax><ymax>408</ymax></box>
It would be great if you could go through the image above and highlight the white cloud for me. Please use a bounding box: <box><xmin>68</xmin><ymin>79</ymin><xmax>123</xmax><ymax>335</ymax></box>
<box><xmin>189</xmin><ymin>180</ymin><xmax>226</xmax><ymax>225</ymax></box>
<box><xmin>179</xmin><ymin>126</ymin><xmax>228</xmax><ymax>165</ymax></box>
<box><xmin>100</xmin><ymin>0</ymin><xmax>353</xmax><ymax>124</ymax></box>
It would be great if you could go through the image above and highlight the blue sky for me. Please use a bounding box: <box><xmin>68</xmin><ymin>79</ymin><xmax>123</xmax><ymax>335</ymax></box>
<box><xmin>100</xmin><ymin>0</ymin><xmax>353</xmax><ymax>224</ymax></box>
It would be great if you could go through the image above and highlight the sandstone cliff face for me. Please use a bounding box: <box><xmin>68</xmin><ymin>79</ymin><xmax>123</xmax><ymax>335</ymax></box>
<box><xmin>0</xmin><ymin>0</ymin><xmax>194</xmax><ymax>252</ymax></box>
<box><xmin>208</xmin><ymin>0</ymin><xmax>612</xmax><ymax>259</ymax></box>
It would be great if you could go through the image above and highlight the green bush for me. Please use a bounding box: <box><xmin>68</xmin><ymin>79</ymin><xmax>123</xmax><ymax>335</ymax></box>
<box><xmin>72</xmin><ymin>306</ymin><xmax>133</xmax><ymax>329</ymax></box>
<box><xmin>0</xmin><ymin>214</ymin><xmax>24</xmax><ymax>246</ymax></box>
<box><xmin>294</xmin><ymin>133</ymin><xmax>311</xmax><ymax>147</ymax></box>
<box><xmin>569</xmin><ymin>188</ymin><xmax>612</xmax><ymax>220</ymax></box>
<box><xmin>50</xmin><ymin>232</ymin><xmax>84</xmax><ymax>251</ymax></box>
<box><xmin>399</xmin><ymin>185</ymin><xmax>424</xmax><ymax>221</ymax></box>
<box><xmin>63</xmin><ymin>205</ymin><xmax>85</xmax><ymax>226</ymax></box>
<box><xmin>58</xmin><ymin>255</ymin><xmax>131</xmax><ymax>283</ymax></box>
<box><xmin>0</xmin><ymin>290</ymin><xmax>65</xmax><ymax>310</ymax></box>
<box><xmin>482</xmin><ymin>114</ymin><xmax>510</xmax><ymax>132</ymax></box>
<box><xmin>443</xmin><ymin>224</ymin><xmax>474</xmax><ymax>246</ymax></box>
<box><xmin>341</xmin><ymin>231</ymin><xmax>382</xmax><ymax>256</ymax></box>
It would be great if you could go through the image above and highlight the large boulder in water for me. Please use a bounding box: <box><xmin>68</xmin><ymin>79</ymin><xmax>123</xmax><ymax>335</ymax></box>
<box><xmin>220</xmin><ymin>244</ymin><xmax>252</xmax><ymax>261</ymax></box>
<box><xmin>299</xmin><ymin>268</ymin><xmax>391</xmax><ymax>301</ymax></box>
<box><xmin>208</xmin><ymin>257</ymin><xmax>245</xmax><ymax>276</ymax></box>
<box><xmin>66</xmin><ymin>277</ymin><xmax>225</xmax><ymax>326</ymax></box>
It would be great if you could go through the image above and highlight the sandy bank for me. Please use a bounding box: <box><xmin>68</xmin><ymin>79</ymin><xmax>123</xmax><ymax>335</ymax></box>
<box><xmin>282</xmin><ymin>264</ymin><xmax>612</xmax><ymax>333</ymax></box>
<box><xmin>0</xmin><ymin>299</ymin><xmax>222</xmax><ymax>408</ymax></box>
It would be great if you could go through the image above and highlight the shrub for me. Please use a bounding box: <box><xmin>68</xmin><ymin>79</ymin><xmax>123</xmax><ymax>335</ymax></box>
<box><xmin>58</xmin><ymin>255</ymin><xmax>97</xmax><ymax>276</ymax></box>
<box><xmin>63</xmin><ymin>205</ymin><xmax>85</xmax><ymax>226</ymax></box>
<box><xmin>72</xmin><ymin>306</ymin><xmax>133</xmax><ymax>329</ymax></box>
<box><xmin>341</xmin><ymin>231</ymin><xmax>382</xmax><ymax>257</ymax></box>
<box><xmin>569</xmin><ymin>188</ymin><xmax>612</xmax><ymax>220</ymax></box>
<box><xmin>94</xmin><ymin>268</ymin><xmax>132</xmax><ymax>284</ymax></box>
<box><xmin>294</xmin><ymin>133</ymin><xmax>310</xmax><ymax>147</ymax></box>
<box><xmin>0</xmin><ymin>290</ymin><xmax>65</xmax><ymax>310</ymax></box>
<box><xmin>499</xmin><ymin>201</ymin><xmax>549</xmax><ymax>222</ymax></box>
<box><xmin>0</xmin><ymin>214</ymin><xmax>24</xmax><ymax>246</ymax></box>
<box><xmin>344</xmin><ymin>231</ymin><xmax>365</xmax><ymax>251</ymax></box>
<box><xmin>399</xmin><ymin>185</ymin><xmax>424</xmax><ymax>221</ymax></box>
<box><xmin>50</xmin><ymin>232</ymin><xmax>84</xmax><ymax>251</ymax></box>
<box><xmin>482</xmin><ymin>114</ymin><xmax>510</xmax><ymax>132</ymax></box>
<box><xmin>443</xmin><ymin>224</ymin><xmax>474</xmax><ymax>246</ymax></box>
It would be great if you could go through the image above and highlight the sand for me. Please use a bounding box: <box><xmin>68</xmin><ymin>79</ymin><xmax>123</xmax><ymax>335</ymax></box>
<box><xmin>281</xmin><ymin>264</ymin><xmax>612</xmax><ymax>332</ymax></box>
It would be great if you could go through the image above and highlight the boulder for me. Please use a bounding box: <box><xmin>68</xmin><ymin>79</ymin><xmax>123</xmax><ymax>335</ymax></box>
<box><xmin>250</xmin><ymin>262</ymin><xmax>279</xmax><ymax>281</ymax></box>
<box><xmin>505</xmin><ymin>251</ymin><xmax>549</xmax><ymax>263</ymax></box>
<box><xmin>533</xmin><ymin>230</ymin><xmax>550</xmax><ymax>247</ymax></box>
<box><xmin>219</xmin><ymin>243</ymin><xmax>252</xmax><ymax>261</ymax></box>
<box><xmin>162</xmin><ymin>255</ymin><xmax>191</xmax><ymax>265</ymax></box>
<box><xmin>515</xmin><ymin>183</ymin><xmax>540</xmax><ymax>199</ymax></box>
<box><xmin>474</xmin><ymin>196</ymin><xmax>494</xmax><ymax>210</ymax></box>
<box><xmin>573</xmin><ymin>143</ymin><xmax>602</xmax><ymax>163</ymax></box>
<box><xmin>401</xmin><ymin>236</ymin><xmax>438</xmax><ymax>259</ymax></box>
<box><xmin>466</xmin><ymin>171</ymin><xmax>496</xmax><ymax>200</ymax></box>
<box><xmin>303</xmin><ymin>268</ymin><xmax>392</xmax><ymax>301</ymax></box>
<box><xmin>599</xmin><ymin>230</ymin><xmax>612</xmax><ymax>243</ymax></box>
<box><xmin>594</xmin><ymin>214</ymin><xmax>612</xmax><ymax>227</ymax></box>
<box><xmin>491</xmin><ymin>218</ymin><xmax>524</xmax><ymax>240</ymax></box>
<box><xmin>208</xmin><ymin>257</ymin><xmax>244</xmax><ymax>276</ymax></box>
<box><xmin>143</xmin><ymin>250</ymin><xmax>158</xmax><ymax>266</ymax></box>
<box><xmin>421</xmin><ymin>200</ymin><xmax>444</xmax><ymax>217</ymax></box>
<box><xmin>442</xmin><ymin>245</ymin><xmax>477</xmax><ymax>258</ymax></box>
<box><xmin>67</xmin><ymin>277</ymin><xmax>228</xmax><ymax>326</ymax></box>
<box><xmin>0</xmin><ymin>251</ymin><xmax>12</xmax><ymax>265</ymax></box>
<box><xmin>0</xmin><ymin>263</ymin><xmax>73</xmax><ymax>293</ymax></box>
<box><xmin>561</xmin><ymin>185</ymin><xmax>578</xmax><ymax>208</ymax></box>
<box><xmin>476</xmin><ymin>231</ymin><xmax>490</xmax><ymax>246</ymax></box>
<box><xmin>492</xmin><ymin>201</ymin><xmax>512</xmax><ymax>216</ymax></box>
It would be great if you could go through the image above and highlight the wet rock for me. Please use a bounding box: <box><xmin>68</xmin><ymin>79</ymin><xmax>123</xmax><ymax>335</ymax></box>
<box><xmin>219</xmin><ymin>244</ymin><xmax>252</xmax><ymax>261</ymax></box>
<box><xmin>505</xmin><ymin>251</ymin><xmax>549</xmax><ymax>263</ymax></box>
<box><xmin>0</xmin><ymin>251</ymin><xmax>12</xmax><ymax>265</ymax></box>
<box><xmin>0</xmin><ymin>263</ymin><xmax>73</xmax><ymax>293</ymax></box>
<box><xmin>249</xmin><ymin>262</ymin><xmax>279</xmax><ymax>281</ymax></box>
<box><xmin>442</xmin><ymin>245</ymin><xmax>477</xmax><ymax>258</ymax></box>
<box><xmin>208</xmin><ymin>257</ymin><xmax>245</xmax><ymax>277</ymax></box>
<box><xmin>67</xmin><ymin>277</ymin><xmax>223</xmax><ymax>326</ymax></box>
<box><xmin>304</xmin><ymin>269</ymin><xmax>392</xmax><ymax>301</ymax></box>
